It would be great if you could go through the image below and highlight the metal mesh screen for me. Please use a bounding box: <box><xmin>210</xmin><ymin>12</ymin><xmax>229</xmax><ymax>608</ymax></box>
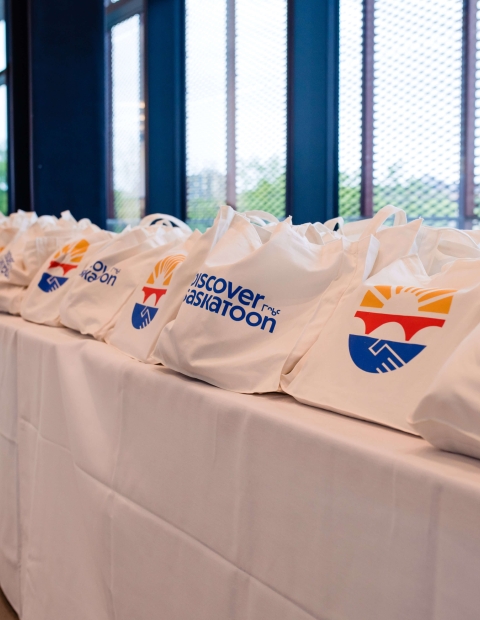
<box><xmin>474</xmin><ymin>1</ymin><xmax>480</xmax><ymax>217</ymax></box>
<box><xmin>373</xmin><ymin>0</ymin><xmax>463</xmax><ymax>223</ymax></box>
<box><xmin>186</xmin><ymin>0</ymin><xmax>287</xmax><ymax>229</ymax></box>
<box><xmin>338</xmin><ymin>0</ymin><xmax>363</xmax><ymax>219</ymax></box>
<box><xmin>109</xmin><ymin>15</ymin><xmax>145</xmax><ymax>230</ymax></box>
<box><xmin>339</xmin><ymin>0</ymin><xmax>464</xmax><ymax>224</ymax></box>
<box><xmin>235</xmin><ymin>0</ymin><xmax>287</xmax><ymax>218</ymax></box>
<box><xmin>186</xmin><ymin>0</ymin><xmax>227</xmax><ymax>230</ymax></box>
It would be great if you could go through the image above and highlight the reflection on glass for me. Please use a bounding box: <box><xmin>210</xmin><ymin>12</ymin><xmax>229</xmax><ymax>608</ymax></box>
<box><xmin>236</xmin><ymin>0</ymin><xmax>287</xmax><ymax>218</ymax></box>
<box><xmin>110</xmin><ymin>15</ymin><xmax>145</xmax><ymax>229</ymax></box>
<box><xmin>186</xmin><ymin>0</ymin><xmax>227</xmax><ymax>229</ymax></box>
<box><xmin>0</xmin><ymin>85</ymin><xmax>7</xmax><ymax>215</ymax></box>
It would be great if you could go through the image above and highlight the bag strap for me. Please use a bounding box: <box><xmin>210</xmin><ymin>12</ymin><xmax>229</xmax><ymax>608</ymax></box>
<box><xmin>140</xmin><ymin>213</ymin><xmax>192</xmax><ymax>233</ymax></box>
<box><xmin>360</xmin><ymin>205</ymin><xmax>407</xmax><ymax>238</ymax></box>
<box><xmin>323</xmin><ymin>216</ymin><xmax>345</xmax><ymax>232</ymax></box>
<box><xmin>437</xmin><ymin>227</ymin><xmax>479</xmax><ymax>249</ymax></box>
<box><xmin>243</xmin><ymin>210</ymin><xmax>279</xmax><ymax>225</ymax></box>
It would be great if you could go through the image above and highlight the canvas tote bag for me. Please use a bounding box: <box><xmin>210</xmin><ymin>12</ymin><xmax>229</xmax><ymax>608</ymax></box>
<box><xmin>59</xmin><ymin>225</ymin><xmax>188</xmax><ymax>339</ymax></box>
<box><xmin>138</xmin><ymin>205</ymin><xmax>242</xmax><ymax>356</ymax></box>
<box><xmin>105</xmin><ymin>230</ymin><xmax>202</xmax><ymax>360</ymax></box>
<box><xmin>412</xmin><ymin>225</ymin><xmax>480</xmax><ymax>275</ymax></box>
<box><xmin>282</xmin><ymin>252</ymin><xmax>480</xmax><ymax>434</ymax></box>
<box><xmin>20</xmin><ymin>230</ymin><xmax>113</xmax><ymax>326</ymax></box>
<box><xmin>409</xmin><ymin>321</ymin><xmax>480</xmax><ymax>460</ymax></box>
<box><xmin>155</xmin><ymin>214</ymin><xmax>381</xmax><ymax>393</ymax></box>
<box><xmin>326</xmin><ymin>205</ymin><xmax>422</xmax><ymax>275</ymax></box>
<box><xmin>0</xmin><ymin>211</ymin><xmax>85</xmax><ymax>287</ymax></box>
<box><xmin>0</xmin><ymin>212</ymin><xmax>89</xmax><ymax>314</ymax></box>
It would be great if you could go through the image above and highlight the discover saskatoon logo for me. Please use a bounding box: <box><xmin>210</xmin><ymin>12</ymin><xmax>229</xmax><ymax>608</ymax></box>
<box><xmin>184</xmin><ymin>272</ymin><xmax>280</xmax><ymax>333</ymax></box>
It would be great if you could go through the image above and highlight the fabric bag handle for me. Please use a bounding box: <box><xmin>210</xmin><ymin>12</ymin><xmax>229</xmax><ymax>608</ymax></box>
<box><xmin>243</xmin><ymin>210</ymin><xmax>279</xmax><ymax>224</ymax></box>
<box><xmin>140</xmin><ymin>213</ymin><xmax>192</xmax><ymax>233</ymax></box>
<box><xmin>323</xmin><ymin>216</ymin><xmax>345</xmax><ymax>232</ymax></box>
<box><xmin>360</xmin><ymin>205</ymin><xmax>407</xmax><ymax>238</ymax></box>
<box><xmin>437</xmin><ymin>227</ymin><xmax>479</xmax><ymax>249</ymax></box>
<box><xmin>313</xmin><ymin>221</ymin><xmax>340</xmax><ymax>240</ymax></box>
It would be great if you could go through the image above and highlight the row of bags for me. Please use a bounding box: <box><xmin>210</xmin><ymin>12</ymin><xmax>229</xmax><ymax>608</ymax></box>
<box><xmin>2</xmin><ymin>205</ymin><xmax>480</xmax><ymax>461</ymax></box>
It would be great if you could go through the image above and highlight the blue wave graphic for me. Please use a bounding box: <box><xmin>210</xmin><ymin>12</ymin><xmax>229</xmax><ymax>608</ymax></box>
<box><xmin>349</xmin><ymin>334</ymin><xmax>425</xmax><ymax>374</ymax></box>
<box><xmin>38</xmin><ymin>272</ymin><xmax>68</xmax><ymax>293</ymax></box>
<box><xmin>131</xmin><ymin>303</ymin><xmax>159</xmax><ymax>330</ymax></box>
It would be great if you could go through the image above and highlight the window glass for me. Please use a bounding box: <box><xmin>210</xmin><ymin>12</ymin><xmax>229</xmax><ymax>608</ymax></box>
<box><xmin>109</xmin><ymin>14</ymin><xmax>145</xmax><ymax>230</ymax></box>
<box><xmin>186</xmin><ymin>0</ymin><xmax>287</xmax><ymax>228</ymax></box>
<box><xmin>373</xmin><ymin>0</ymin><xmax>462</xmax><ymax>222</ymax></box>
<box><xmin>0</xmin><ymin>18</ymin><xmax>6</xmax><ymax>73</ymax></box>
<box><xmin>474</xmin><ymin>2</ymin><xmax>480</xmax><ymax>217</ymax></box>
<box><xmin>339</xmin><ymin>0</ymin><xmax>463</xmax><ymax>224</ymax></box>
<box><xmin>236</xmin><ymin>0</ymin><xmax>287</xmax><ymax>217</ymax></box>
<box><xmin>186</xmin><ymin>0</ymin><xmax>227</xmax><ymax>230</ymax></box>
<box><xmin>338</xmin><ymin>0</ymin><xmax>363</xmax><ymax>218</ymax></box>
<box><xmin>0</xmin><ymin>84</ymin><xmax>7</xmax><ymax>215</ymax></box>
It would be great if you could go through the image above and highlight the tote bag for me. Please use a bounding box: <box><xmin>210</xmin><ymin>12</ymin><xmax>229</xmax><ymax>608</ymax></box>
<box><xmin>326</xmin><ymin>205</ymin><xmax>422</xmax><ymax>275</ymax></box>
<box><xmin>0</xmin><ymin>212</ymin><xmax>88</xmax><ymax>314</ymax></box>
<box><xmin>105</xmin><ymin>230</ymin><xmax>202</xmax><ymax>360</ymax></box>
<box><xmin>20</xmin><ymin>230</ymin><xmax>113</xmax><ymax>326</ymax></box>
<box><xmin>59</xmin><ymin>225</ymin><xmax>188</xmax><ymax>340</ymax></box>
<box><xmin>409</xmin><ymin>322</ymin><xmax>480</xmax><ymax>460</ymax></box>
<box><xmin>140</xmin><ymin>205</ymin><xmax>243</xmax><ymax>356</ymax></box>
<box><xmin>0</xmin><ymin>212</ymin><xmax>82</xmax><ymax>287</ymax></box>
<box><xmin>282</xmin><ymin>253</ymin><xmax>480</xmax><ymax>434</ymax></box>
<box><xmin>413</xmin><ymin>226</ymin><xmax>480</xmax><ymax>275</ymax></box>
<box><xmin>155</xmin><ymin>214</ymin><xmax>380</xmax><ymax>393</ymax></box>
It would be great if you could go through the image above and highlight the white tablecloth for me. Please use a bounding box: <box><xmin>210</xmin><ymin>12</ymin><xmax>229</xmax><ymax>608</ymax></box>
<box><xmin>1</xmin><ymin>314</ymin><xmax>480</xmax><ymax>620</ymax></box>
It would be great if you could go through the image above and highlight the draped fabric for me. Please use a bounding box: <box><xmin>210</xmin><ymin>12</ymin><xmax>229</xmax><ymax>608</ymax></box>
<box><xmin>1</xmin><ymin>314</ymin><xmax>480</xmax><ymax>619</ymax></box>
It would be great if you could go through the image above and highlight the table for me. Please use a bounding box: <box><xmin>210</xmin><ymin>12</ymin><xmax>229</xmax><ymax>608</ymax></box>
<box><xmin>1</xmin><ymin>314</ymin><xmax>480</xmax><ymax>620</ymax></box>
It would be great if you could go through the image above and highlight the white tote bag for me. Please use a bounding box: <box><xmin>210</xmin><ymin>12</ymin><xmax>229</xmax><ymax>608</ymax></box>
<box><xmin>155</xmin><ymin>214</ymin><xmax>380</xmax><ymax>393</ymax></box>
<box><xmin>413</xmin><ymin>225</ymin><xmax>480</xmax><ymax>275</ymax></box>
<box><xmin>0</xmin><ymin>212</ymin><xmax>82</xmax><ymax>287</ymax></box>
<box><xmin>105</xmin><ymin>230</ymin><xmax>202</xmax><ymax>360</ymax></box>
<box><xmin>283</xmin><ymin>253</ymin><xmax>480</xmax><ymax>434</ymax></box>
<box><xmin>0</xmin><ymin>212</ymin><xmax>88</xmax><ymax>314</ymax></box>
<box><xmin>0</xmin><ymin>283</ymin><xmax>26</xmax><ymax>315</ymax></box>
<box><xmin>326</xmin><ymin>205</ymin><xmax>422</xmax><ymax>275</ymax></box>
<box><xmin>142</xmin><ymin>205</ymin><xmax>241</xmax><ymax>353</ymax></box>
<box><xmin>59</xmin><ymin>225</ymin><xmax>187</xmax><ymax>340</ymax></box>
<box><xmin>20</xmin><ymin>230</ymin><xmax>113</xmax><ymax>326</ymax></box>
<box><xmin>409</xmin><ymin>322</ymin><xmax>480</xmax><ymax>460</ymax></box>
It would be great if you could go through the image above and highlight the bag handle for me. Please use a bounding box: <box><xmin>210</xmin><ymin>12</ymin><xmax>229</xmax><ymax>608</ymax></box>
<box><xmin>360</xmin><ymin>205</ymin><xmax>407</xmax><ymax>238</ymax></box>
<box><xmin>323</xmin><ymin>216</ymin><xmax>345</xmax><ymax>232</ymax></box>
<box><xmin>312</xmin><ymin>222</ymin><xmax>338</xmax><ymax>242</ymax></box>
<box><xmin>437</xmin><ymin>227</ymin><xmax>479</xmax><ymax>249</ymax></box>
<box><xmin>243</xmin><ymin>210</ymin><xmax>279</xmax><ymax>225</ymax></box>
<box><xmin>140</xmin><ymin>213</ymin><xmax>192</xmax><ymax>233</ymax></box>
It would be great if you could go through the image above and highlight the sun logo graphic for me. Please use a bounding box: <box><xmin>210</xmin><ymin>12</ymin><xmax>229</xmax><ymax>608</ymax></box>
<box><xmin>38</xmin><ymin>239</ymin><xmax>89</xmax><ymax>293</ymax></box>
<box><xmin>131</xmin><ymin>254</ymin><xmax>185</xmax><ymax>330</ymax></box>
<box><xmin>349</xmin><ymin>285</ymin><xmax>456</xmax><ymax>374</ymax></box>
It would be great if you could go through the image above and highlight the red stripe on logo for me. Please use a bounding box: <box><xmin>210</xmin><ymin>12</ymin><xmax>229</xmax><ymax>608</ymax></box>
<box><xmin>354</xmin><ymin>310</ymin><xmax>445</xmax><ymax>341</ymax></box>
<box><xmin>142</xmin><ymin>286</ymin><xmax>167</xmax><ymax>306</ymax></box>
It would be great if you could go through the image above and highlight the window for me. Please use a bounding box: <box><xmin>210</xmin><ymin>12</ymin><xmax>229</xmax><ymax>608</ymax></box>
<box><xmin>106</xmin><ymin>0</ymin><xmax>145</xmax><ymax>230</ymax></box>
<box><xmin>186</xmin><ymin>0</ymin><xmax>288</xmax><ymax>229</ymax></box>
<box><xmin>0</xmin><ymin>0</ymin><xmax>8</xmax><ymax>215</ymax></box>
<box><xmin>339</xmin><ymin>0</ymin><xmax>473</xmax><ymax>226</ymax></box>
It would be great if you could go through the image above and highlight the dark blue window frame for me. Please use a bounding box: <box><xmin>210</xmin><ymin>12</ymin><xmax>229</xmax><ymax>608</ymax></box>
<box><xmin>8</xmin><ymin>0</ymin><xmax>340</xmax><ymax>226</ymax></box>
